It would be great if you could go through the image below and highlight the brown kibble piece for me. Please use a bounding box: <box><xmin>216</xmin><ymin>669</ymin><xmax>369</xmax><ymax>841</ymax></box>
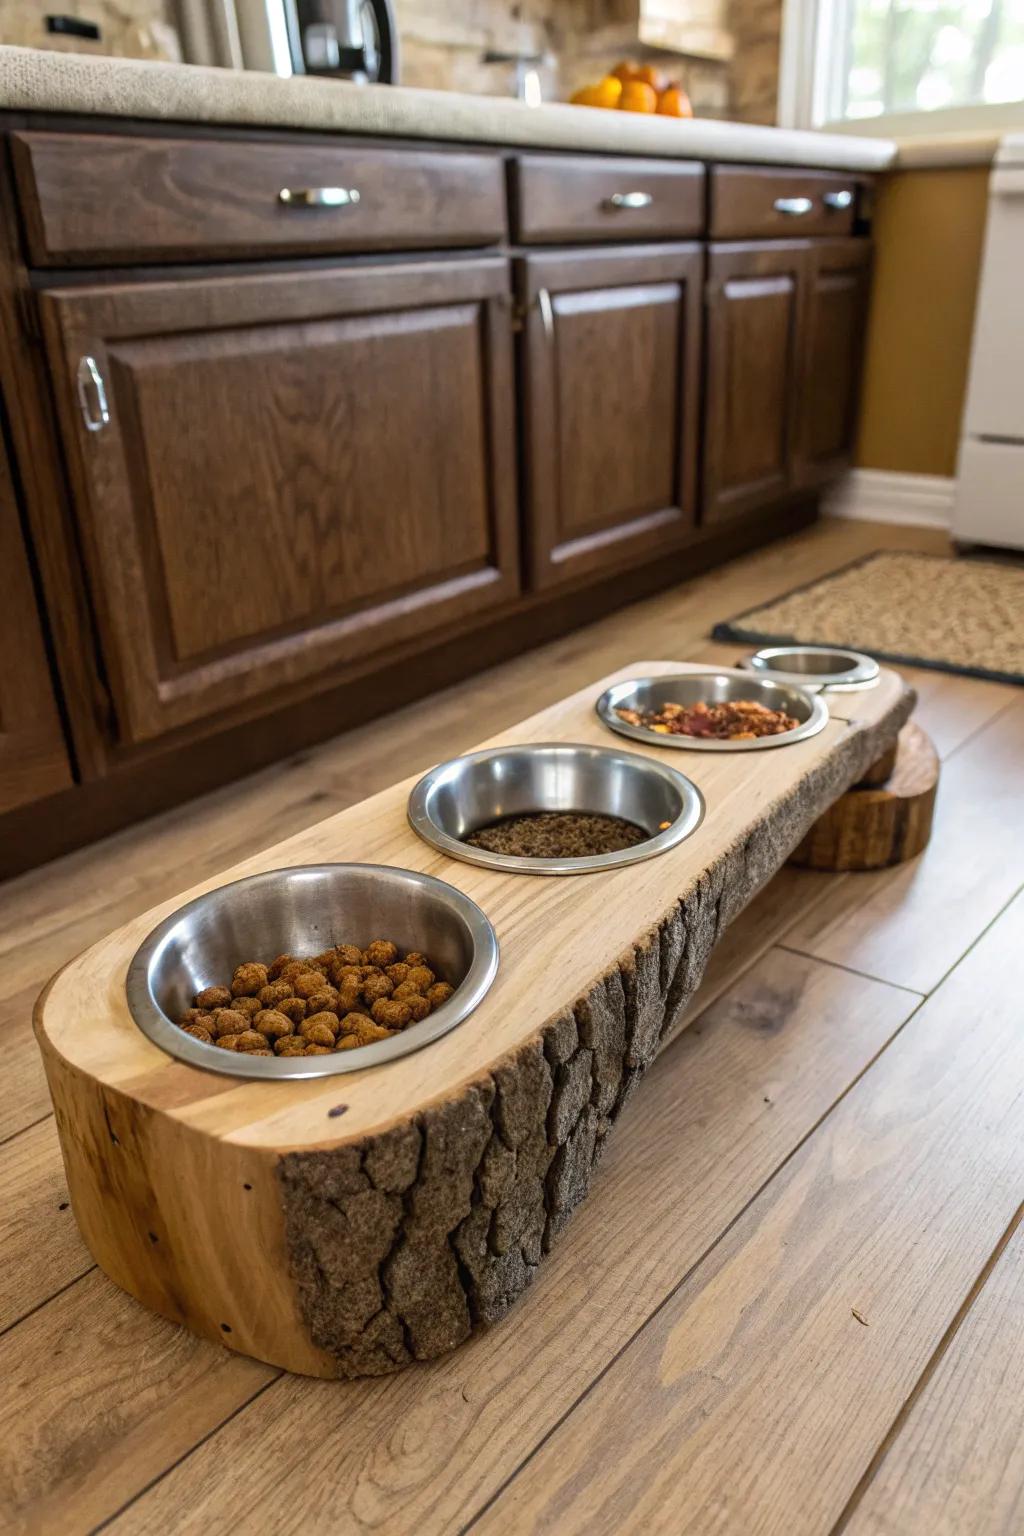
<box><xmin>179</xmin><ymin>1007</ymin><xmax>212</xmax><ymax>1028</ymax></box>
<box><xmin>215</xmin><ymin>1034</ymin><xmax>242</xmax><ymax>1050</ymax></box>
<box><xmin>235</xmin><ymin>1030</ymin><xmax>271</xmax><ymax>1053</ymax></box>
<box><xmin>403</xmin><ymin>952</ymin><xmax>428</xmax><ymax>968</ymax></box>
<box><xmin>336</xmin><ymin>983</ymin><xmax>362</xmax><ymax>1013</ymax></box>
<box><xmin>304</xmin><ymin>1044</ymin><xmax>332</xmax><ymax>1055</ymax></box>
<box><xmin>212</xmin><ymin>1008</ymin><xmax>248</xmax><ymax>1039</ymax></box>
<box><xmin>196</xmin><ymin>986</ymin><xmax>231</xmax><ymax>1010</ymax></box>
<box><xmin>275</xmin><ymin>1036</ymin><xmax>307</xmax><ymax>1056</ymax></box>
<box><xmin>426</xmin><ymin>982</ymin><xmax>455</xmax><ymax>1008</ymax></box>
<box><xmin>278</xmin><ymin>961</ymin><xmax>307</xmax><ymax>986</ymax></box>
<box><xmin>305</xmin><ymin>986</ymin><xmax>341</xmax><ymax>1016</ymax></box>
<box><xmin>349</xmin><ymin>1019</ymin><xmax>397</xmax><ymax>1044</ymax></box>
<box><xmin>334</xmin><ymin>944</ymin><xmax>363</xmax><ymax>967</ymax></box>
<box><xmin>267</xmin><ymin>954</ymin><xmax>295</xmax><ymax>980</ymax></box>
<box><xmin>371</xmin><ymin>998</ymin><xmax>413</xmax><ymax>1029</ymax></box>
<box><xmin>231</xmin><ymin>963</ymin><xmax>268</xmax><ymax>997</ymax></box>
<box><xmin>385</xmin><ymin>963</ymin><xmax>410</xmax><ymax>985</ymax></box>
<box><xmin>277</xmin><ymin>996</ymin><xmax>307</xmax><ymax>1024</ymax></box>
<box><xmin>254</xmin><ymin>1009</ymin><xmax>293</xmax><ymax>1040</ymax></box>
<box><xmin>300</xmin><ymin>1018</ymin><xmax>338</xmax><ymax>1047</ymax></box>
<box><xmin>362</xmin><ymin>974</ymin><xmax>393</xmax><ymax>1003</ymax></box>
<box><xmin>313</xmin><ymin>949</ymin><xmax>340</xmax><ymax>969</ymax></box>
<box><xmin>293</xmin><ymin>970</ymin><xmax>327</xmax><ymax>999</ymax></box>
<box><xmin>230</xmin><ymin>996</ymin><xmax>262</xmax><ymax>1020</ymax></box>
<box><xmin>362</xmin><ymin>940</ymin><xmax>399</xmax><ymax>968</ymax></box>
<box><xmin>405</xmin><ymin>966</ymin><xmax>435</xmax><ymax>992</ymax></box>
<box><xmin>182</xmin><ymin>1023</ymin><xmax>213</xmax><ymax>1044</ymax></box>
<box><xmin>336</xmin><ymin>1034</ymin><xmax>364</xmax><ymax>1051</ymax></box>
<box><xmin>259</xmin><ymin>980</ymin><xmax>293</xmax><ymax>1008</ymax></box>
<box><xmin>404</xmin><ymin>994</ymin><xmax>431</xmax><ymax>1023</ymax></box>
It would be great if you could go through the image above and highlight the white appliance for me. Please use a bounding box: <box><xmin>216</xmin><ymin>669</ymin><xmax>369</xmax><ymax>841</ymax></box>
<box><xmin>953</xmin><ymin>134</ymin><xmax>1024</xmax><ymax>551</ymax></box>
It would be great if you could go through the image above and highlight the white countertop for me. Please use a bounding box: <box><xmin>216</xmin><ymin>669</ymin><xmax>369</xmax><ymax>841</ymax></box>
<box><xmin>0</xmin><ymin>45</ymin><xmax>898</xmax><ymax>171</ymax></box>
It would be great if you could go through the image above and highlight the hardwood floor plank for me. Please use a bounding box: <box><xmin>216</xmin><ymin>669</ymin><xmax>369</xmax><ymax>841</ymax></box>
<box><xmin>0</xmin><ymin>1117</ymin><xmax>90</xmax><ymax>1333</ymax></box>
<box><xmin>895</xmin><ymin>666</ymin><xmax>1017</xmax><ymax>762</ymax></box>
<box><xmin>107</xmin><ymin>951</ymin><xmax>916</xmax><ymax>1536</ymax></box>
<box><xmin>783</xmin><ymin>698</ymin><xmax>1024</xmax><ymax>993</ymax></box>
<box><xmin>475</xmin><ymin>891</ymin><xmax>1024</xmax><ymax>1536</ymax></box>
<box><xmin>844</xmin><ymin>1209</ymin><xmax>1024</xmax><ymax>1536</ymax></box>
<box><xmin>0</xmin><ymin>982</ymin><xmax>50</xmax><ymax>1144</ymax></box>
<box><xmin>0</xmin><ymin>1273</ymin><xmax>276</xmax><ymax>1536</ymax></box>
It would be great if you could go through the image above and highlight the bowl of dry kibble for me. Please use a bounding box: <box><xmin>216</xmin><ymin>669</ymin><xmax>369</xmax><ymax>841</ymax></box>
<box><xmin>125</xmin><ymin>864</ymin><xmax>499</xmax><ymax>1079</ymax></box>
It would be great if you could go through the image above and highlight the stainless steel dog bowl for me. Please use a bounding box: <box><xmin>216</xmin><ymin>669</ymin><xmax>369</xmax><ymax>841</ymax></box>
<box><xmin>596</xmin><ymin>670</ymin><xmax>829</xmax><ymax>752</ymax></box>
<box><xmin>125</xmin><ymin>864</ymin><xmax>499</xmax><ymax>1080</ymax></box>
<box><xmin>407</xmin><ymin>742</ymin><xmax>704</xmax><ymax>875</ymax></box>
<box><xmin>741</xmin><ymin>645</ymin><xmax>879</xmax><ymax>693</ymax></box>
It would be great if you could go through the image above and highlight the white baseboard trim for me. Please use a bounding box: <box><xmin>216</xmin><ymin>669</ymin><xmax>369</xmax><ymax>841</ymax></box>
<box><xmin>823</xmin><ymin>469</ymin><xmax>956</xmax><ymax>530</ymax></box>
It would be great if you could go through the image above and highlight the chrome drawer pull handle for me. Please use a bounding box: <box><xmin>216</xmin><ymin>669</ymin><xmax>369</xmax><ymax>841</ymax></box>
<box><xmin>76</xmin><ymin>355</ymin><xmax>110</xmax><ymax>433</ymax></box>
<box><xmin>537</xmin><ymin>287</ymin><xmax>554</xmax><ymax>341</ymax></box>
<box><xmin>278</xmin><ymin>187</ymin><xmax>360</xmax><ymax>208</ymax></box>
<box><xmin>604</xmin><ymin>190</ymin><xmax>653</xmax><ymax>210</ymax></box>
<box><xmin>823</xmin><ymin>189</ymin><xmax>854</xmax><ymax>210</ymax></box>
<box><xmin>773</xmin><ymin>196</ymin><xmax>814</xmax><ymax>217</ymax></box>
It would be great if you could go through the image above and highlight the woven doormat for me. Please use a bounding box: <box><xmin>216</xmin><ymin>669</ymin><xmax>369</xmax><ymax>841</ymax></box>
<box><xmin>712</xmin><ymin>550</ymin><xmax>1024</xmax><ymax>686</ymax></box>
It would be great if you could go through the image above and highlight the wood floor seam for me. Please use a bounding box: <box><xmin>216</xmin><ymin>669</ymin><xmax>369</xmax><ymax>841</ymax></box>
<box><xmin>829</xmin><ymin>1197</ymin><xmax>1024</xmax><ymax>1536</ymax></box>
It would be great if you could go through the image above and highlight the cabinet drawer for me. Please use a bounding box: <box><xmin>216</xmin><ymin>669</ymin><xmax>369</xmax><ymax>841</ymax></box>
<box><xmin>11</xmin><ymin>131</ymin><xmax>507</xmax><ymax>265</ymax></box>
<box><xmin>513</xmin><ymin>155</ymin><xmax>704</xmax><ymax>243</ymax></box>
<box><xmin>710</xmin><ymin>167</ymin><xmax>861</xmax><ymax>240</ymax></box>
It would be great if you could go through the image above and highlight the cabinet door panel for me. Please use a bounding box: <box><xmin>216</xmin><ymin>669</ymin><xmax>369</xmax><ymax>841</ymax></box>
<box><xmin>797</xmin><ymin>239</ymin><xmax>871</xmax><ymax>485</ymax></box>
<box><xmin>703</xmin><ymin>241</ymin><xmax>806</xmax><ymax>525</ymax></box>
<box><xmin>41</xmin><ymin>259</ymin><xmax>519</xmax><ymax>745</ymax></box>
<box><xmin>522</xmin><ymin>245</ymin><xmax>702</xmax><ymax>590</ymax></box>
<box><xmin>0</xmin><ymin>441</ymin><xmax>72</xmax><ymax>813</ymax></box>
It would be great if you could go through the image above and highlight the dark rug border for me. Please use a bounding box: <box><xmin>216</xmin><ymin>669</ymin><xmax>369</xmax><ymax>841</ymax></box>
<box><xmin>711</xmin><ymin>549</ymin><xmax>1024</xmax><ymax>689</ymax></box>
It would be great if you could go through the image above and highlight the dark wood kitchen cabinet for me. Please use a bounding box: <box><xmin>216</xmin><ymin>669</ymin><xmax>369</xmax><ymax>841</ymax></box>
<box><xmin>796</xmin><ymin>238</ymin><xmax>871</xmax><ymax>487</ymax></box>
<box><xmin>702</xmin><ymin>237</ymin><xmax>870</xmax><ymax>524</ymax></box>
<box><xmin>38</xmin><ymin>256</ymin><xmax>520</xmax><ymax>745</ymax></box>
<box><xmin>702</xmin><ymin>240</ymin><xmax>806</xmax><ymax>526</ymax></box>
<box><xmin>520</xmin><ymin>243</ymin><xmax>703</xmax><ymax>589</ymax></box>
<box><xmin>0</xmin><ymin>440</ymin><xmax>73</xmax><ymax>813</ymax></box>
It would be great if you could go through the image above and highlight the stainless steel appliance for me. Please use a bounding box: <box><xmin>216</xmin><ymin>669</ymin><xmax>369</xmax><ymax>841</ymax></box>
<box><xmin>236</xmin><ymin>0</ymin><xmax>398</xmax><ymax>81</ymax></box>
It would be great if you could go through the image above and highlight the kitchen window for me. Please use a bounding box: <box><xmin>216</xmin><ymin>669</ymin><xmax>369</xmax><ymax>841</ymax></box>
<box><xmin>780</xmin><ymin>0</ymin><xmax>1024</xmax><ymax>128</ymax></box>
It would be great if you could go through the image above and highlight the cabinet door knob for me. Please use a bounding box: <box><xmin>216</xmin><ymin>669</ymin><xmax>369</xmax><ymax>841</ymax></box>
<box><xmin>823</xmin><ymin>189</ymin><xmax>854</xmax><ymax>210</ymax></box>
<box><xmin>604</xmin><ymin>190</ymin><xmax>653</xmax><ymax>210</ymax></box>
<box><xmin>76</xmin><ymin>355</ymin><xmax>110</xmax><ymax>433</ymax></box>
<box><xmin>278</xmin><ymin>187</ymin><xmax>361</xmax><ymax>208</ymax></box>
<box><xmin>773</xmin><ymin>196</ymin><xmax>814</xmax><ymax>217</ymax></box>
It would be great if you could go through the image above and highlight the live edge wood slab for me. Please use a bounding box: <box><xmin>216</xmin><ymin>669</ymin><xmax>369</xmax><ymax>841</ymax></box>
<box><xmin>35</xmin><ymin>661</ymin><xmax>913</xmax><ymax>1380</ymax></box>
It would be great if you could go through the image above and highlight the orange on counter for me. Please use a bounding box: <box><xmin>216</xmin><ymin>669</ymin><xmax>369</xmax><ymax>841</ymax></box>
<box><xmin>619</xmin><ymin>79</ymin><xmax>658</xmax><ymax>113</ymax></box>
<box><xmin>569</xmin><ymin>74</ymin><xmax>623</xmax><ymax>109</ymax></box>
<box><xmin>658</xmin><ymin>84</ymin><xmax>693</xmax><ymax>117</ymax></box>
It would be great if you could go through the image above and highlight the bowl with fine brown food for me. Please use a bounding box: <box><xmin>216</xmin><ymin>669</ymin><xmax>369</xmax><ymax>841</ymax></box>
<box><xmin>407</xmin><ymin>742</ymin><xmax>704</xmax><ymax>875</ymax></box>
<box><xmin>596</xmin><ymin>670</ymin><xmax>829</xmax><ymax>752</ymax></box>
<box><xmin>125</xmin><ymin>864</ymin><xmax>498</xmax><ymax>1080</ymax></box>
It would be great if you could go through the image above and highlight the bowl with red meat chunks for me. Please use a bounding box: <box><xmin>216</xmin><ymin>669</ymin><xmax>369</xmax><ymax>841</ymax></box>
<box><xmin>596</xmin><ymin>671</ymin><xmax>829</xmax><ymax>752</ymax></box>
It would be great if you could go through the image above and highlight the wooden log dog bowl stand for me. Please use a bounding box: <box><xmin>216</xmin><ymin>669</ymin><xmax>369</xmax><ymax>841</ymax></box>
<box><xmin>35</xmin><ymin>662</ymin><xmax>914</xmax><ymax>1380</ymax></box>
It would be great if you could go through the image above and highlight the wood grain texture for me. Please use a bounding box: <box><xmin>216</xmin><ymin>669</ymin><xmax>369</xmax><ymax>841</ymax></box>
<box><xmin>512</xmin><ymin>155</ymin><xmax>704</xmax><ymax>244</ymax></box>
<box><xmin>106</xmin><ymin>949</ymin><xmax>918</xmax><ymax>1536</ymax></box>
<box><xmin>796</xmin><ymin>238</ymin><xmax>871</xmax><ymax>487</ymax></box>
<box><xmin>786</xmin><ymin>697</ymin><xmax>1024</xmax><ymax>992</ymax></box>
<box><xmin>789</xmin><ymin>721</ymin><xmax>938</xmax><ymax>870</ymax></box>
<box><xmin>703</xmin><ymin>241</ymin><xmax>806</xmax><ymax>524</ymax></box>
<box><xmin>0</xmin><ymin>426</ymin><xmax>73</xmax><ymax>813</ymax></box>
<box><xmin>0</xmin><ymin>1271</ymin><xmax>276</xmax><ymax>1536</ymax></box>
<box><xmin>477</xmin><ymin>888</ymin><xmax>1024</xmax><ymax>1535</ymax></box>
<box><xmin>35</xmin><ymin>661</ymin><xmax>912</xmax><ymax>1378</ymax></box>
<box><xmin>39</xmin><ymin>256</ymin><xmax>520</xmax><ymax>744</ymax></box>
<box><xmin>521</xmin><ymin>244</ymin><xmax>702</xmax><ymax>589</ymax></box>
<box><xmin>0</xmin><ymin>1116</ymin><xmax>89</xmax><ymax>1332</ymax></box>
<box><xmin>11</xmin><ymin>132</ymin><xmax>507</xmax><ymax>264</ymax></box>
<box><xmin>847</xmin><ymin>1211</ymin><xmax>1024</xmax><ymax>1536</ymax></box>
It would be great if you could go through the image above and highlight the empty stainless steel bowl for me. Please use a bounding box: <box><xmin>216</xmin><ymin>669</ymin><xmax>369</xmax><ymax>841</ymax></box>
<box><xmin>407</xmin><ymin>742</ymin><xmax>704</xmax><ymax>875</ymax></box>
<box><xmin>596</xmin><ymin>671</ymin><xmax>829</xmax><ymax>751</ymax></box>
<box><xmin>742</xmin><ymin>645</ymin><xmax>879</xmax><ymax>692</ymax></box>
<box><xmin>125</xmin><ymin>863</ymin><xmax>499</xmax><ymax>1080</ymax></box>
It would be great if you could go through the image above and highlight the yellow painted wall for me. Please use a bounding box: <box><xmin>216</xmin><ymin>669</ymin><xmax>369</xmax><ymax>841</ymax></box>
<box><xmin>856</xmin><ymin>166</ymin><xmax>989</xmax><ymax>476</ymax></box>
